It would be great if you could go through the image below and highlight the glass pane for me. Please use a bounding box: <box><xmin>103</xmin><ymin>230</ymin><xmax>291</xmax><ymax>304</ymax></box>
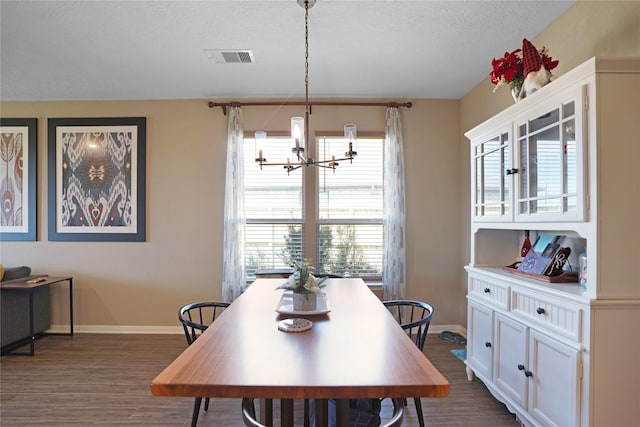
<box><xmin>476</xmin><ymin>155</ymin><xmax>482</xmax><ymax>206</ymax></box>
<box><xmin>564</xmin><ymin>119</ymin><xmax>577</xmax><ymax>212</ymax></box>
<box><xmin>245</xmin><ymin>137</ymin><xmax>303</xmax><ymax>219</ymax></box>
<box><xmin>502</xmin><ymin>143</ymin><xmax>510</xmax><ymax>215</ymax></box>
<box><xmin>519</xmin><ymin>137</ymin><xmax>528</xmax><ymax>200</ymax></box>
<box><xmin>318</xmin><ymin>137</ymin><xmax>383</xmax><ymax>220</ymax></box>
<box><xmin>534</xmin><ymin>197</ymin><xmax>562</xmax><ymax>214</ymax></box>
<box><xmin>530</xmin><ymin>108</ymin><xmax>559</xmax><ymax>133</ymax></box>
<box><xmin>530</xmin><ymin>126</ymin><xmax>562</xmax><ymax>201</ymax></box>
<box><xmin>518</xmin><ymin>123</ymin><xmax>527</xmax><ymax>137</ymax></box>
<box><xmin>317</xmin><ymin>224</ymin><xmax>383</xmax><ymax>277</ymax></box>
<box><xmin>566</xmin><ymin>196</ymin><xmax>576</xmax><ymax>213</ymax></box>
<box><xmin>479</xmin><ymin>136</ymin><xmax>503</xmax><ymax>217</ymax></box>
<box><xmin>483</xmin><ymin>149</ymin><xmax>502</xmax><ymax>205</ymax></box>
<box><xmin>245</xmin><ymin>223</ymin><xmax>303</xmax><ymax>278</ymax></box>
<box><xmin>563</xmin><ymin>101</ymin><xmax>575</xmax><ymax>118</ymax></box>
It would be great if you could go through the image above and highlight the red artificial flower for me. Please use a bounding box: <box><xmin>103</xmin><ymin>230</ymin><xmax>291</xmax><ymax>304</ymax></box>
<box><xmin>542</xmin><ymin>54</ymin><xmax>559</xmax><ymax>72</ymax></box>
<box><xmin>489</xmin><ymin>46</ymin><xmax>558</xmax><ymax>95</ymax></box>
<box><xmin>489</xmin><ymin>49</ymin><xmax>523</xmax><ymax>87</ymax></box>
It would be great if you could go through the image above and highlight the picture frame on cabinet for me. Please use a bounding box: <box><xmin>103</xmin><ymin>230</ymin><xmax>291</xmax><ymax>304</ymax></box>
<box><xmin>518</xmin><ymin>234</ymin><xmax>566</xmax><ymax>275</ymax></box>
<box><xmin>47</xmin><ymin>117</ymin><xmax>146</xmax><ymax>241</ymax></box>
<box><xmin>0</xmin><ymin>118</ymin><xmax>37</xmax><ymax>241</ymax></box>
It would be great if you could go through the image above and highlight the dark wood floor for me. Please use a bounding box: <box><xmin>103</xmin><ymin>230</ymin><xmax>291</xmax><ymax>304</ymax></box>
<box><xmin>0</xmin><ymin>333</ymin><xmax>518</xmax><ymax>426</ymax></box>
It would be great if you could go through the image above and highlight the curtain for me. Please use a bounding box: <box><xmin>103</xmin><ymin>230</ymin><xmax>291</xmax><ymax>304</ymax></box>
<box><xmin>222</xmin><ymin>106</ymin><xmax>245</xmax><ymax>302</ymax></box>
<box><xmin>382</xmin><ymin>107</ymin><xmax>406</xmax><ymax>300</ymax></box>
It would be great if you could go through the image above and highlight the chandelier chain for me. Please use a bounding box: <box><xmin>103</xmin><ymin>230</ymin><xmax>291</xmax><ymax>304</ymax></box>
<box><xmin>304</xmin><ymin>0</ymin><xmax>310</xmax><ymax>113</ymax></box>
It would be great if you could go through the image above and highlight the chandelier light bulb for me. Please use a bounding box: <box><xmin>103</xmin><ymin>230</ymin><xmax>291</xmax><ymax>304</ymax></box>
<box><xmin>291</xmin><ymin>116</ymin><xmax>305</xmax><ymax>151</ymax></box>
<box><xmin>344</xmin><ymin>123</ymin><xmax>358</xmax><ymax>158</ymax></box>
<box><xmin>254</xmin><ymin>131</ymin><xmax>266</xmax><ymax>163</ymax></box>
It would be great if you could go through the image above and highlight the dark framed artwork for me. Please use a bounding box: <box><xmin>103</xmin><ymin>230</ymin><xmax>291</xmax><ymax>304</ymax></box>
<box><xmin>1</xmin><ymin>118</ymin><xmax>38</xmax><ymax>241</ymax></box>
<box><xmin>47</xmin><ymin>117</ymin><xmax>146</xmax><ymax>241</ymax></box>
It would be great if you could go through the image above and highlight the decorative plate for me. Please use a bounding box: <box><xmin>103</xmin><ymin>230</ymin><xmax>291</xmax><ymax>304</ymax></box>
<box><xmin>275</xmin><ymin>293</ymin><xmax>331</xmax><ymax>315</ymax></box>
<box><xmin>278</xmin><ymin>318</ymin><xmax>313</xmax><ymax>333</ymax></box>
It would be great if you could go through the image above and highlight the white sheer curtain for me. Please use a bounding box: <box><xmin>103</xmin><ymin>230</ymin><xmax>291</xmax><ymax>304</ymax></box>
<box><xmin>382</xmin><ymin>107</ymin><xmax>406</xmax><ymax>300</ymax></box>
<box><xmin>222</xmin><ymin>106</ymin><xmax>245</xmax><ymax>302</ymax></box>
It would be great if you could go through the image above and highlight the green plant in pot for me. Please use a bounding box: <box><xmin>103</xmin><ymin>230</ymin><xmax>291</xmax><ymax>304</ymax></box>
<box><xmin>276</xmin><ymin>259</ymin><xmax>326</xmax><ymax>311</ymax></box>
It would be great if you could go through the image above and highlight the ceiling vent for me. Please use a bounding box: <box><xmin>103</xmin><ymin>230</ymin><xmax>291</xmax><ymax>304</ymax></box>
<box><xmin>205</xmin><ymin>49</ymin><xmax>255</xmax><ymax>64</ymax></box>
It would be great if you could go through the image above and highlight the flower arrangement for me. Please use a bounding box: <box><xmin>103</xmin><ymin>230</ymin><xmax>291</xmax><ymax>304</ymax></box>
<box><xmin>490</xmin><ymin>46</ymin><xmax>559</xmax><ymax>98</ymax></box>
<box><xmin>276</xmin><ymin>258</ymin><xmax>326</xmax><ymax>295</ymax></box>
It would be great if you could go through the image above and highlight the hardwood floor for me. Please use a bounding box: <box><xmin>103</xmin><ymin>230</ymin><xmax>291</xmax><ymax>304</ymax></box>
<box><xmin>0</xmin><ymin>333</ymin><xmax>518</xmax><ymax>426</ymax></box>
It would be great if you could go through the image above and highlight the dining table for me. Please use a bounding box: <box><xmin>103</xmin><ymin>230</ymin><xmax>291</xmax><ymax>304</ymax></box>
<box><xmin>151</xmin><ymin>278</ymin><xmax>450</xmax><ymax>426</ymax></box>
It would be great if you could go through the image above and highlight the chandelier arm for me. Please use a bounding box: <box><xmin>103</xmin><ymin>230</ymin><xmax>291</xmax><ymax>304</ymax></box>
<box><xmin>257</xmin><ymin>155</ymin><xmax>354</xmax><ymax>168</ymax></box>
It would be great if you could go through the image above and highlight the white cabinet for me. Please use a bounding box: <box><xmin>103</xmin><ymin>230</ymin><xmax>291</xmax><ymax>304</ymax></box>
<box><xmin>466</xmin><ymin>300</ymin><xmax>494</xmax><ymax>380</ymax></box>
<box><xmin>471</xmin><ymin>125</ymin><xmax>512</xmax><ymax>222</ymax></box>
<box><xmin>470</xmin><ymin>84</ymin><xmax>587</xmax><ymax>223</ymax></box>
<box><xmin>512</xmin><ymin>85</ymin><xmax>587</xmax><ymax>223</ymax></box>
<box><xmin>466</xmin><ymin>272</ymin><xmax>584</xmax><ymax>427</ymax></box>
<box><xmin>495</xmin><ymin>312</ymin><xmax>581</xmax><ymax>427</ymax></box>
<box><xmin>464</xmin><ymin>57</ymin><xmax>640</xmax><ymax>427</ymax></box>
<box><xmin>494</xmin><ymin>312</ymin><xmax>529</xmax><ymax>408</ymax></box>
<box><xmin>528</xmin><ymin>329</ymin><xmax>580</xmax><ymax>427</ymax></box>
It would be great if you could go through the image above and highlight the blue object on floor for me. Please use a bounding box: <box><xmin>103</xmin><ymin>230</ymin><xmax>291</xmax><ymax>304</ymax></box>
<box><xmin>450</xmin><ymin>348</ymin><xmax>466</xmax><ymax>362</ymax></box>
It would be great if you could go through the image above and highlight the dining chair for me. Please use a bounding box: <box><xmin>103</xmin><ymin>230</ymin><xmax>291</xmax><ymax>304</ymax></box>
<box><xmin>241</xmin><ymin>398</ymin><xmax>405</xmax><ymax>427</ymax></box>
<box><xmin>178</xmin><ymin>301</ymin><xmax>230</xmax><ymax>427</ymax></box>
<box><xmin>382</xmin><ymin>299</ymin><xmax>434</xmax><ymax>427</ymax></box>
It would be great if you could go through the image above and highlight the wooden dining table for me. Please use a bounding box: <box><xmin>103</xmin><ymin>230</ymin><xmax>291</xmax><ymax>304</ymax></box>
<box><xmin>151</xmin><ymin>278</ymin><xmax>449</xmax><ymax>426</ymax></box>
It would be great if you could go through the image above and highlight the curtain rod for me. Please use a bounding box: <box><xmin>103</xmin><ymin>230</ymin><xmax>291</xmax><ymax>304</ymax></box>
<box><xmin>207</xmin><ymin>100</ymin><xmax>412</xmax><ymax>115</ymax></box>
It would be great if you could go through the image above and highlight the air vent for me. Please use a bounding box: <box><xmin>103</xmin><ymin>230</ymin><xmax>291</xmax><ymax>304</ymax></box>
<box><xmin>204</xmin><ymin>49</ymin><xmax>255</xmax><ymax>64</ymax></box>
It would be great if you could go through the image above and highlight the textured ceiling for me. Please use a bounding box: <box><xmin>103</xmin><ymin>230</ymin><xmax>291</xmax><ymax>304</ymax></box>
<box><xmin>0</xmin><ymin>0</ymin><xmax>576</xmax><ymax>101</ymax></box>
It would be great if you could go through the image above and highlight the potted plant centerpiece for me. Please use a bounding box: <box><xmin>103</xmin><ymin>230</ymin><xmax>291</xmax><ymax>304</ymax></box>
<box><xmin>276</xmin><ymin>259</ymin><xmax>326</xmax><ymax>311</ymax></box>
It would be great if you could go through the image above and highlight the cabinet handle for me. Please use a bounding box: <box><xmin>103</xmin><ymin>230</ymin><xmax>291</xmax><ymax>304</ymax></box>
<box><xmin>518</xmin><ymin>364</ymin><xmax>525</xmax><ymax>371</ymax></box>
<box><xmin>524</xmin><ymin>370</ymin><xmax>533</xmax><ymax>378</ymax></box>
<box><xmin>536</xmin><ymin>307</ymin><xmax>546</xmax><ymax>315</ymax></box>
<box><xmin>483</xmin><ymin>288</ymin><xmax>491</xmax><ymax>293</ymax></box>
<box><xmin>506</xmin><ymin>168</ymin><xmax>519</xmax><ymax>175</ymax></box>
<box><xmin>485</xmin><ymin>342</ymin><xmax>492</xmax><ymax>348</ymax></box>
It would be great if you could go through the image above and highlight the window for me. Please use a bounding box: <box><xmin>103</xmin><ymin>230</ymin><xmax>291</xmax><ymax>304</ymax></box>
<box><xmin>244</xmin><ymin>133</ymin><xmax>384</xmax><ymax>281</ymax></box>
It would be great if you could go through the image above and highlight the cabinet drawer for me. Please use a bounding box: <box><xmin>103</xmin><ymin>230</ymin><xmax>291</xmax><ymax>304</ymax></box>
<box><xmin>511</xmin><ymin>290</ymin><xmax>582</xmax><ymax>341</ymax></box>
<box><xmin>469</xmin><ymin>276</ymin><xmax>509</xmax><ymax>310</ymax></box>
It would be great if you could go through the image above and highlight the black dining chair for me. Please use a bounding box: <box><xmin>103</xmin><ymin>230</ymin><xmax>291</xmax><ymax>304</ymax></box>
<box><xmin>382</xmin><ymin>299</ymin><xmax>434</xmax><ymax>427</ymax></box>
<box><xmin>178</xmin><ymin>301</ymin><xmax>230</xmax><ymax>427</ymax></box>
<box><xmin>241</xmin><ymin>398</ymin><xmax>405</xmax><ymax>427</ymax></box>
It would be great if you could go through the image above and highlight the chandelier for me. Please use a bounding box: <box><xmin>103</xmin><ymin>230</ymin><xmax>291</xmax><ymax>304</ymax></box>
<box><xmin>255</xmin><ymin>0</ymin><xmax>357</xmax><ymax>174</ymax></box>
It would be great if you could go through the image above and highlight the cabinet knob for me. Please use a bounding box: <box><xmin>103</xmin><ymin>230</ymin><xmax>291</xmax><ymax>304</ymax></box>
<box><xmin>483</xmin><ymin>288</ymin><xmax>491</xmax><ymax>293</ymax></box>
<box><xmin>525</xmin><ymin>370</ymin><xmax>533</xmax><ymax>378</ymax></box>
<box><xmin>518</xmin><ymin>364</ymin><xmax>525</xmax><ymax>371</ymax></box>
<box><xmin>485</xmin><ymin>342</ymin><xmax>492</xmax><ymax>348</ymax></box>
<box><xmin>505</xmin><ymin>168</ymin><xmax>519</xmax><ymax>175</ymax></box>
<box><xmin>536</xmin><ymin>307</ymin><xmax>546</xmax><ymax>315</ymax></box>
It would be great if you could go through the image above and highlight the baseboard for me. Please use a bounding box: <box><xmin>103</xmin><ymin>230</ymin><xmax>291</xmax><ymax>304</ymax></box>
<box><xmin>47</xmin><ymin>324</ymin><xmax>183</xmax><ymax>334</ymax></box>
<box><xmin>47</xmin><ymin>323</ymin><xmax>467</xmax><ymax>336</ymax></box>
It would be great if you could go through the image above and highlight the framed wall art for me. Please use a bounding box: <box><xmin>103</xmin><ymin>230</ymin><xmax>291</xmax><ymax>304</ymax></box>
<box><xmin>1</xmin><ymin>118</ymin><xmax>38</xmax><ymax>241</ymax></box>
<box><xmin>47</xmin><ymin>117</ymin><xmax>146</xmax><ymax>241</ymax></box>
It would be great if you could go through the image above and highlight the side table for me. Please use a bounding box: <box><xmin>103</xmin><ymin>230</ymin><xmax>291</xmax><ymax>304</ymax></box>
<box><xmin>1</xmin><ymin>276</ymin><xmax>73</xmax><ymax>355</ymax></box>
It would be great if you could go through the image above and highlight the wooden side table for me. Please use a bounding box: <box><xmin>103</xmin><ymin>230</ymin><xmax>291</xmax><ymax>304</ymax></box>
<box><xmin>1</xmin><ymin>276</ymin><xmax>73</xmax><ymax>355</ymax></box>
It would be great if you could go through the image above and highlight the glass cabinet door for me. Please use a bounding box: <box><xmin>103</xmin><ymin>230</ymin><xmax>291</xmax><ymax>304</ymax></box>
<box><xmin>472</xmin><ymin>129</ymin><xmax>512</xmax><ymax>221</ymax></box>
<box><xmin>514</xmin><ymin>93</ymin><xmax>585</xmax><ymax>222</ymax></box>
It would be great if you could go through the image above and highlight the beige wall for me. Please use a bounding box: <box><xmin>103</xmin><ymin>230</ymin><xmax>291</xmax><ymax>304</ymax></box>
<box><xmin>1</xmin><ymin>0</ymin><xmax>638</xmax><ymax>332</ymax></box>
<box><xmin>0</xmin><ymin>99</ymin><xmax>463</xmax><ymax>330</ymax></box>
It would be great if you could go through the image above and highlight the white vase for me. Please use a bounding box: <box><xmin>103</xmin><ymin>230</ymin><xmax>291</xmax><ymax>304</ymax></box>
<box><xmin>293</xmin><ymin>292</ymin><xmax>316</xmax><ymax>311</ymax></box>
<box><xmin>511</xmin><ymin>87</ymin><xmax>520</xmax><ymax>103</ymax></box>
